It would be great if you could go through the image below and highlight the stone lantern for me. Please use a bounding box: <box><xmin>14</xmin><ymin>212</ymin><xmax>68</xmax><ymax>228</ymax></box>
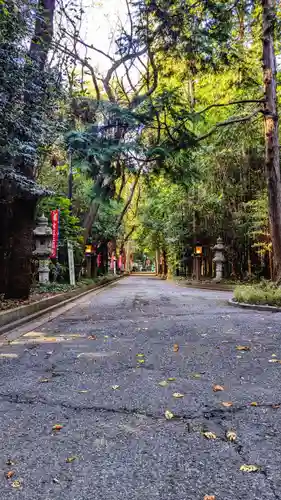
<box><xmin>213</xmin><ymin>237</ymin><xmax>225</xmax><ymax>282</ymax></box>
<box><xmin>33</xmin><ymin>214</ymin><xmax>52</xmax><ymax>283</ymax></box>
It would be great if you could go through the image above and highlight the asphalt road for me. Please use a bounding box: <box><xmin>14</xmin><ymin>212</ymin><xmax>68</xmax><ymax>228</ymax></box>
<box><xmin>1</xmin><ymin>276</ymin><xmax>281</xmax><ymax>500</ymax></box>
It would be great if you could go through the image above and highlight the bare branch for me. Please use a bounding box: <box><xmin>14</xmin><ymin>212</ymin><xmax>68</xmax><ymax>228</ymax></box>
<box><xmin>53</xmin><ymin>41</ymin><xmax>101</xmax><ymax>102</ymax></box>
<box><xmin>103</xmin><ymin>47</ymin><xmax>147</xmax><ymax>101</ymax></box>
<box><xmin>196</xmin><ymin>99</ymin><xmax>266</xmax><ymax>115</ymax></box>
<box><xmin>116</xmin><ymin>166</ymin><xmax>143</xmax><ymax>229</ymax></box>
<box><xmin>130</xmin><ymin>51</ymin><xmax>158</xmax><ymax>108</ymax></box>
<box><xmin>196</xmin><ymin>109</ymin><xmax>262</xmax><ymax>141</ymax></box>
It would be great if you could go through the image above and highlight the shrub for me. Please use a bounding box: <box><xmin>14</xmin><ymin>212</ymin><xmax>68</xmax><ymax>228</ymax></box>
<box><xmin>234</xmin><ymin>281</ymin><xmax>281</xmax><ymax>307</ymax></box>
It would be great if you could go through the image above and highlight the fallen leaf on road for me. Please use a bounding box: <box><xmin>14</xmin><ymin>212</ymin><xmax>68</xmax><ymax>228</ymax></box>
<box><xmin>159</xmin><ymin>381</ymin><xmax>168</xmax><ymax>387</ymax></box>
<box><xmin>167</xmin><ymin>377</ymin><xmax>176</xmax><ymax>381</ymax></box>
<box><xmin>66</xmin><ymin>456</ymin><xmax>77</xmax><ymax>463</ymax></box>
<box><xmin>203</xmin><ymin>431</ymin><xmax>217</xmax><ymax>439</ymax></box>
<box><xmin>221</xmin><ymin>402</ymin><xmax>233</xmax><ymax>407</ymax></box>
<box><xmin>236</xmin><ymin>345</ymin><xmax>251</xmax><ymax>351</ymax></box>
<box><xmin>240</xmin><ymin>464</ymin><xmax>260</xmax><ymax>472</ymax></box>
<box><xmin>53</xmin><ymin>478</ymin><xmax>60</xmax><ymax>484</ymax></box>
<box><xmin>6</xmin><ymin>460</ymin><xmax>15</xmax><ymax>466</ymax></box>
<box><xmin>137</xmin><ymin>359</ymin><xmax>145</xmax><ymax>363</ymax></box>
<box><xmin>39</xmin><ymin>378</ymin><xmax>49</xmax><ymax>383</ymax></box>
<box><xmin>112</xmin><ymin>385</ymin><xmax>120</xmax><ymax>390</ymax></box>
<box><xmin>192</xmin><ymin>373</ymin><xmax>201</xmax><ymax>379</ymax></box>
<box><xmin>272</xmin><ymin>354</ymin><xmax>277</xmax><ymax>357</ymax></box>
<box><xmin>12</xmin><ymin>480</ymin><xmax>21</xmax><ymax>488</ymax></box>
<box><xmin>250</xmin><ymin>402</ymin><xmax>258</xmax><ymax>407</ymax></box>
<box><xmin>165</xmin><ymin>410</ymin><xmax>174</xmax><ymax>420</ymax></box>
<box><xmin>88</xmin><ymin>335</ymin><xmax>97</xmax><ymax>340</ymax></box>
<box><xmin>213</xmin><ymin>385</ymin><xmax>224</xmax><ymax>392</ymax></box>
<box><xmin>136</xmin><ymin>354</ymin><xmax>144</xmax><ymax>357</ymax></box>
<box><xmin>204</xmin><ymin>496</ymin><xmax>216</xmax><ymax>500</ymax></box>
<box><xmin>226</xmin><ymin>430</ymin><xmax>237</xmax><ymax>442</ymax></box>
<box><xmin>173</xmin><ymin>344</ymin><xmax>179</xmax><ymax>352</ymax></box>
<box><xmin>5</xmin><ymin>471</ymin><xmax>15</xmax><ymax>479</ymax></box>
<box><xmin>173</xmin><ymin>392</ymin><xmax>184</xmax><ymax>398</ymax></box>
<box><xmin>272</xmin><ymin>404</ymin><xmax>280</xmax><ymax>409</ymax></box>
<box><xmin>52</xmin><ymin>424</ymin><xmax>63</xmax><ymax>431</ymax></box>
<box><xmin>78</xmin><ymin>390</ymin><xmax>88</xmax><ymax>393</ymax></box>
<box><xmin>104</xmin><ymin>335</ymin><xmax>109</xmax><ymax>339</ymax></box>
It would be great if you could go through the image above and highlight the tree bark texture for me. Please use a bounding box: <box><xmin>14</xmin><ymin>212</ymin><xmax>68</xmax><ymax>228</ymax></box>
<box><xmin>0</xmin><ymin>202</ymin><xmax>11</xmax><ymax>293</ymax></box>
<box><xmin>6</xmin><ymin>0</ymin><xmax>56</xmax><ymax>299</ymax></box>
<box><xmin>262</xmin><ymin>0</ymin><xmax>281</xmax><ymax>279</ymax></box>
<box><xmin>5</xmin><ymin>199</ymin><xmax>37</xmax><ymax>299</ymax></box>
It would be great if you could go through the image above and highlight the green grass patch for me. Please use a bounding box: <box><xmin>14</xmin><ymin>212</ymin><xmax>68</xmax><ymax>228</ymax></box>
<box><xmin>234</xmin><ymin>281</ymin><xmax>281</xmax><ymax>307</ymax></box>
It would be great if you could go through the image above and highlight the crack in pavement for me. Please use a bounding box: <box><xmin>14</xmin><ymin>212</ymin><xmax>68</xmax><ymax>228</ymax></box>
<box><xmin>1</xmin><ymin>392</ymin><xmax>280</xmax><ymax>498</ymax></box>
<box><xmin>0</xmin><ymin>392</ymin><xmax>279</xmax><ymax>421</ymax></box>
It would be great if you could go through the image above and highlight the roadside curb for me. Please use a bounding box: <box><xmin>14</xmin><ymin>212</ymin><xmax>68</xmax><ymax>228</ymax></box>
<box><xmin>173</xmin><ymin>281</ymin><xmax>234</xmax><ymax>292</ymax></box>
<box><xmin>0</xmin><ymin>276</ymin><xmax>125</xmax><ymax>336</ymax></box>
<box><xmin>228</xmin><ymin>298</ymin><xmax>281</xmax><ymax>313</ymax></box>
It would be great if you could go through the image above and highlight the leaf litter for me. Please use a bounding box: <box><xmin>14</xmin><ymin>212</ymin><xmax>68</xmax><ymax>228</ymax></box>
<box><xmin>213</xmin><ymin>384</ymin><xmax>224</xmax><ymax>392</ymax></box>
<box><xmin>165</xmin><ymin>410</ymin><xmax>174</xmax><ymax>420</ymax></box>
<box><xmin>5</xmin><ymin>471</ymin><xmax>15</xmax><ymax>479</ymax></box>
<box><xmin>52</xmin><ymin>424</ymin><xmax>63</xmax><ymax>432</ymax></box>
<box><xmin>240</xmin><ymin>464</ymin><xmax>260</xmax><ymax>473</ymax></box>
<box><xmin>12</xmin><ymin>480</ymin><xmax>21</xmax><ymax>488</ymax></box>
<box><xmin>203</xmin><ymin>431</ymin><xmax>217</xmax><ymax>439</ymax></box>
<box><xmin>173</xmin><ymin>392</ymin><xmax>184</xmax><ymax>398</ymax></box>
<box><xmin>226</xmin><ymin>430</ymin><xmax>237</xmax><ymax>442</ymax></box>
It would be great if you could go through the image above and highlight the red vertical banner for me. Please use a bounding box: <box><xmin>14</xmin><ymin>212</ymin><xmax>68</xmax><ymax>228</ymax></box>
<box><xmin>50</xmin><ymin>209</ymin><xmax>59</xmax><ymax>258</ymax></box>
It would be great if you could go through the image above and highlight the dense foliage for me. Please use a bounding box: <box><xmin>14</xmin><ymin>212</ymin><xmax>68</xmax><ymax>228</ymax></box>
<box><xmin>0</xmin><ymin>0</ymin><xmax>280</xmax><ymax>299</ymax></box>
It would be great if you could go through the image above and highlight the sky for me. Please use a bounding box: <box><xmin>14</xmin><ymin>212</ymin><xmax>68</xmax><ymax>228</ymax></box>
<box><xmin>82</xmin><ymin>0</ymin><xmax>128</xmax><ymax>73</ymax></box>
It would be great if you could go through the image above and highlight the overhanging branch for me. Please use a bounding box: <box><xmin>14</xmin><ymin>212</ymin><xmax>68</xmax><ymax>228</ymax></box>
<box><xmin>196</xmin><ymin>99</ymin><xmax>266</xmax><ymax>116</ymax></box>
<box><xmin>196</xmin><ymin>109</ymin><xmax>262</xmax><ymax>142</ymax></box>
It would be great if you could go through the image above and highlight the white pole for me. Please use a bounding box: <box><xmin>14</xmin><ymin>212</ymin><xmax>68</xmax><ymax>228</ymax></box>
<box><xmin>67</xmin><ymin>240</ymin><xmax>76</xmax><ymax>286</ymax></box>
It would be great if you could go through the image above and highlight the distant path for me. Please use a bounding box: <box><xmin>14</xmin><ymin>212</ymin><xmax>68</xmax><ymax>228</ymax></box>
<box><xmin>0</xmin><ymin>276</ymin><xmax>280</xmax><ymax>499</ymax></box>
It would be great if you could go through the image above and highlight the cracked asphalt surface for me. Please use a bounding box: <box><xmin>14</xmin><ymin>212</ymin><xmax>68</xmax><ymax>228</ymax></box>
<box><xmin>1</xmin><ymin>276</ymin><xmax>281</xmax><ymax>499</ymax></box>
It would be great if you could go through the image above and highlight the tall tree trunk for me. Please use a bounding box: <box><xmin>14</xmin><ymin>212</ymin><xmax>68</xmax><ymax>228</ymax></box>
<box><xmin>6</xmin><ymin>0</ymin><xmax>56</xmax><ymax>299</ymax></box>
<box><xmin>162</xmin><ymin>249</ymin><xmax>168</xmax><ymax>277</ymax></box>
<box><xmin>5</xmin><ymin>199</ymin><xmax>37</xmax><ymax>299</ymax></box>
<box><xmin>83</xmin><ymin>201</ymin><xmax>100</xmax><ymax>245</ymax></box>
<box><xmin>155</xmin><ymin>248</ymin><xmax>160</xmax><ymax>275</ymax></box>
<box><xmin>262</xmin><ymin>0</ymin><xmax>281</xmax><ymax>279</ymax></box>
<box><xmin>0</xmin><ymin>202</ymin><xmax>10</xmax><ymax>293</ymax></box>
<box><xmin>116</xmin><ymin>167</ymin><xmax>142</xmax><ymax>231</ymax></box>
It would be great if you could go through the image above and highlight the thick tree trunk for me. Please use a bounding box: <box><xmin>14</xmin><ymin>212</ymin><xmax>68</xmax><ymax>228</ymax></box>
<box><xmin>262</xmin><ymin>0</ymin><xmax>281</xmax><ymax>279</ymax></box>
<box><xmin>116</xmin><ymin>167</ymin><xmax>142</xmax><ymax>230</ymax></box>
<box><xmin>91</xmin><ymin>254</ymin><xmax>97</xmax><ymax>279</ymax></box>
<box><xmin>155</xmin><ymin>248</ymin><xmax>160</xmax><ymax>275</ymax></box>
<box><xmin>5</xmin><ymin>199</ymin><xmax>37</xmax><ymax>299</ymax></box>
<box><xmin>83</xmin><ymin>201</ymin><xmax>100</xmax><ymax>245</ymax></box>
<box><xmin>162</xmin><ymin>249</ymin><xmax>168</xmax><ymax>277</ymax></box>
<box><xmin>98</xmin><ymin>241</ymin><xmax>108</xmax><ymax>275</ymax></box>
<box><xmin>0</xmin><ymin>202</ymin><xmax>11</xmax><ymax>293</ymax></box>
<box><xmin>5</xmin><ymin>0</ymin><xmax>56</xmax><ymax>299</ymax></box>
